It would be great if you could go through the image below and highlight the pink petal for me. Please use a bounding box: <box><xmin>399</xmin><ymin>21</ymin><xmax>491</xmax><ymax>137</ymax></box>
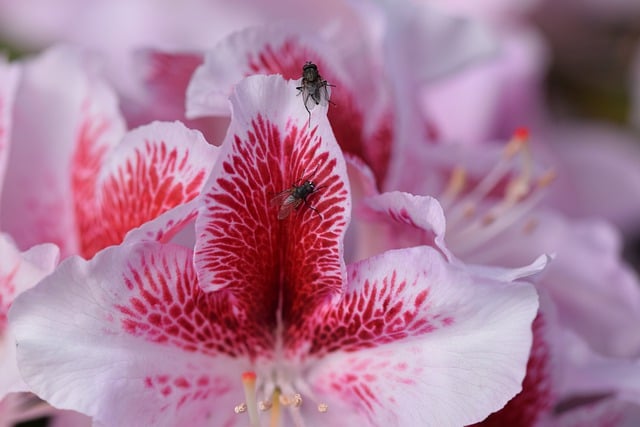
<box><xmin>544</xmin><ymin>121</ymin><xmax>640</xmax><ymax>232</ymax></box>
<box><xmin>195</xmin><ymin>74</ymin><xmax>350</xmax><ymax>329</ymax></box>
<box><xmin>10</xmin><ymin>242</ymin><xmax>249</xmax><ymax>426</ymax></box>
<box><xmin>186</xmin><ymin>25</ymin><xmax>395</xmax><ymax>183</ymax></box>
<box><xmin>361</xmin><ymin>191</ymin><xmax>449</xmax><ymax>259</ymax></box>
<box><xmin>301</xmin><ymin>246</ymin><xmax>539</xmax><ymax>426</ymax></box>
<box><xmin>1</xmin><ymin>46</ymin><xmax>126</xmax><ymax>256</ymax></box>
<box><xmin>1</xmin><ymin>234</ymin><xmax>59</xmax><ymax>397</ymax></box>
<box><xmin>0</xmin><ymin>58</ymin><xmax>20</xmax><ymax>201</ymax></box>
<box><xmin>467</xmin><ymin>209</ymin><xmax>640</xmax><ymax>357</ymax></box>
<box><xmin>79</xmin><ymin>121</ymin><xmax>219</xmax><ymax>258</ymax></box>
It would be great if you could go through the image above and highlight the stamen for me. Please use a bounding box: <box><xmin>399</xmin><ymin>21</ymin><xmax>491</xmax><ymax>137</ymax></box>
<box><xmin>444</xmin><ymin>128</ymin><xmax>555</xmax><ymax>257</ymax></box>
<box><xmin>242</xmin><ymin>371</ymin><xmax>260</xmax><ymax>427</ymax></box>
<box><xmin>440</xmin><ymin>166</ymin><xmax>467</xmax><ymax>207</ymax></box>
<box><xmin>234</xmin><ymin>403</ymin><xmax>247</xmax><ymax>414</ymax></box>
<box><xmin>318</xmin><ymin>403</ymin><xmax>329</xmax><ymax>413</ymax></box>
<box><xmin>446</xmin><ymin>133</ymin><xmax>528</xmax><ymax>230</ymax></box>
<box><xmin>270</xmin><ymin>388</ymin><xmax>282</xmax><ymax>427</ymax></box>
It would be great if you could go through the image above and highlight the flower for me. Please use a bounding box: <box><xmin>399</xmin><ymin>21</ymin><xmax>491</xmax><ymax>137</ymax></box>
<box><xmin>10</xmin><ymin>74</ymin><xmax>541</xmax><ymax>427</ymax></box>
<box><xmin>0</xmin><ymin>46</ymin><xmax>220</xmax><ymax>258</ymax></box>
<box><xmin>356</xmin><ymin>129</ymin><xmax>640</xmax><ymax>424</ymax></box>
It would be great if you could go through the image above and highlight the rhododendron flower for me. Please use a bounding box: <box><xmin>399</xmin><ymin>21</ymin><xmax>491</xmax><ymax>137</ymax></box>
<box><xmin>10</xmin><ymin>75</ymin><xmax>542</xmax><ymax>427</ymax></box>
<box><xmin>353</xmin><ymin>130</ymin><xmax>640</xmax><ymax>424</ymax></box>
<box><xmin>0</xmin><ymin>46</ymin><xmax>220</xmax><ymax>258</ymax></box>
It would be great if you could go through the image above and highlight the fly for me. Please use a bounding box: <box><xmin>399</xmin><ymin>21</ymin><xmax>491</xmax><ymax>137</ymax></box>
<box><xmin>271</xmin><ymin>170</ymin><xmax>324</xmax><ymax>220</ymax></box>
<box><xmin>296</xmin><ymin>61</ymin><xmax>334</xmax><ymax>127</ymax></box>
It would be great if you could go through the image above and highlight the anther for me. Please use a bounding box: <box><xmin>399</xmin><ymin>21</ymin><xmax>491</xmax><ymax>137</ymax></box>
<box><xmin>259</xmin><ymin>400</ymin><xmax>272</xmax><ymax>411</ymax></box>
<box><xmin>234</xmin><ymin>403</ymin><xmax>247</xmax><ymax>414</ymax></box>
<box><xmin>293</xmin><ymin>393</ymin><xmax>303</xmax><ymax>408</ymax></box>
<box><xmin>318</xmin><ymin>403</ymin><xmax>329</xmax><ymax>413</ymax></box>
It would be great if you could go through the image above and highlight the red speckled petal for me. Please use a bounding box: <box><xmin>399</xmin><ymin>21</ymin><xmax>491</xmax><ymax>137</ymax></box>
<box><xmin>1</xmin><ymin>234</ymin><xmax>58</xmax><ymax>397</ymax></box>
<box><xmin>195</xmin><ymin>74</ymin><xmax>350</xmax><ymax>331</ymax></box>
<box><xmin>0</xmin><ymin>59</ymin><xmax>20</xmax><ymax>202</ymax></box>
<box><xmin>186</xmin><ymin>25</ymin><xmax>393</xmax><ymax>183</ymax></box>
<box><xmin>9</xmin><ymin>242</ymin><xmax>255</xmax><ymax>426</ymax></box>
<box><xmin>1</xmin><ymin>47</ymin><xmax>126</xmax><ymax>256</ymax></box>
<box><xmin>78</xmin><ymin>121</ymin><xmax>219</xmax><ymax>258</ymax></box>
<box><xmin>298</xmin><ymin>246</ymin><xmax>539</xmax><ymax>426</ymax></box>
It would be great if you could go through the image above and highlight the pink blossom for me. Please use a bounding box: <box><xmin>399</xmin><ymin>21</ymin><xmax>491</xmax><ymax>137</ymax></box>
<box><xmin>9</xmin><ymin>74</ymin><xmax>542</xmax><ymax>427</ymax></box>
<box><xmin>0</xmin><ymin>46</ymin><xmax>220</xmax><ymax>258</ymax></box>
<box><xmin>355</xmin><ymin>129</ymin><xmax>640</xmax><ymax>424</ymax></box>
<box><xmin>0</xmin><ymin>234</ymin><xmax>91</xmax><ymax>426</ymax></box>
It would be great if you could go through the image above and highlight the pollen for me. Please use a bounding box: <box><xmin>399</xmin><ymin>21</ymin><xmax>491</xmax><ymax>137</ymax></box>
<box><xmin>233</xmin><ymin>371</ymin><xmax>328</xmax><ymax>426</ymax></box>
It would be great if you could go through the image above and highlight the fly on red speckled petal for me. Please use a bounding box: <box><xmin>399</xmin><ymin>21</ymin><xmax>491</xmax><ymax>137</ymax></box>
<box><xmin>271</xmin><ymin>170</ymin><xmax>324</xmax><ymax>220</ymax></box>
<box><xmin>296</xmin><ymin>61</ymin><xmax>334</xmax><ymax>127</ymax></box>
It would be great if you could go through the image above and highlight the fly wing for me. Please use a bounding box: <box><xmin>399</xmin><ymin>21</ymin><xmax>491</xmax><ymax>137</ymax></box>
<box><xmin>270</xmin><ymin>189</ymin><xmax>293</xmax><ymax>207</ymax></box>
<box><xmin>314</xmin><ymin>83</ymin><xmax>331</xmax><ymax>108</ymax></box>
<box><xmin>277</xmin><ymin>198</ymin><xmax>302</xmax><ymax>220</ymax></box>
<box><xmin>305</xmin><ymin>83</ymin><xmax>331</xmax><ymax>112</ymax></box>
<box><xmin>271</xmin><ymin>190</ymin><xmax>301</xmax><ymax>220</ymax></box>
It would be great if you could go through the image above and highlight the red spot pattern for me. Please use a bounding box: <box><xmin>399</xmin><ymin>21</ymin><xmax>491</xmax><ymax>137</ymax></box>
<box><xmin>473</xmin><ymin>314</ymin><xmax>553</xmax><ymax>427</ymax></box>
<box><xmin>74</xmin><ymin>130</ymin><xmax>207</xmax><ymax>258</ymax></box>
<box><xmin>71</xmin><ymin>113</ymin><xmax>115</xmax><ymax>257</ymax></box>
<box><xmin>289</xmin><ymin>269</ymin><xmax>453</xmax><ymax>357</ymax></box>
<box><xmin>115</xmin><ymin>245</ymin><xmax>272</xmax><ymax>358</ymax></box>
<box><xmin>321</xmin><ymin>356</ymin><xmax>424</xmax><ymax>422</ymax></box>
<box><xmin>196</xmin><ymin>115</ymin><xmax>348</xmax><ymax>336</ymax></box>
<box><xmin>245</xmin><ymin>36</ymin><xmax>393</xmax><ymax>184</ymax></box>
<box><xmin>143</xmin><ymin>373</ymin><xmax>232</xmax><ymax>411</ymax></box>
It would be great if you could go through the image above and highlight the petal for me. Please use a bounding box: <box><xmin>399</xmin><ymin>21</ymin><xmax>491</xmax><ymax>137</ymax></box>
<box><xmin>379</xmin><ymin>0</ymin><xmax>496</xmax><ymax>82</ymax></box>
<box><xmin>0</xmin><ymin>58</ymin><xmax>20</xmax><ymax>201</ymax></box>
<box><xmin>544</xmin><ymin>121</ymin><xmax>640</xmax><ymax>232</ymax></box>
<box><xmin>299</xmin><ymin>246</ymin><xmax>539</xmax><ymax>426</ymax></box>
<box><xmin>78</xmin><ymin>121</ymin><xmax>219</xmax><ymax>258</ymax></box>
<box><xmin>186</xmin><ymin>25</ymin><xmax>395</xmax><ymax>183</ymax></box>
<box><xmin>558</xmin><ymin>330</ymin><xmax>640</xmax><ymax>405</ymax></box>
<box><xmin>195</xmin><ymin>74</ymin><xmax>350</xmax><ymax>330</ymax></box>
<box><xmin>10</xmin><ymin>242</ymin><xmax>252</xmax><ymax>427</ymax></box>
<box><xmin>466</xmin><ymin>209</ymin><xmax>640</xmax><ymax>357</ymax></box>
<box><xmin>1</xmin><ymin>46</ymin><xmax>126</xmax><ymax>256</ymax></box>
<box><xmin>361</xmin><ymin>191</ymin><xmax>450</xmax><ymax>259</ymax></box>
<box><xmin>0</xmin><ymin>234</ymin><xmax>59</xmax><ymax>397</ymax></box>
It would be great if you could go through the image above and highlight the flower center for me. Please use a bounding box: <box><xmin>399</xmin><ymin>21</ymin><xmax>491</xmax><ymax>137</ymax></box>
<box><xmin>234</xmin><ymin>370</ymin><xmax>328</xmax><ymax>427</ymax></box>
<box><xmin>439</xmin><ymin>128</ymin><xmax>556</xmax><ymax>260</ymax></box>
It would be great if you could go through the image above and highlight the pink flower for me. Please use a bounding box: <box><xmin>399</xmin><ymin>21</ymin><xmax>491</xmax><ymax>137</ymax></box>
<box><xmin>0</xmin><ymin>234</ymin><xmax>85</xmax><ymax>426</ymax></box>
<box><xmin>10</xmin><ymin>74</ymin><xmax>541</xmax><ymax>426</ymax></box>
<box><xmin>357</xmin><ymin>130</ymin><xmax>640</xmax><ymax>424</ymax></box>
<box><xmin>0</xmin><ymin>46</ymin><xmax>220</xmax><ymax>258</ymax></box>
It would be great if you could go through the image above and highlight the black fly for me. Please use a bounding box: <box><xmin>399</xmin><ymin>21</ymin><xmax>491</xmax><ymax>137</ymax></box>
<box><xmin>296</xmin><ymin>61</ymin><xmax>334</xmax><ymax>127</ymax></box>
<box><xmin>271</xmin><ymin>170</ymin><xmax>324</xmax><ymax>220</ymax></box>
